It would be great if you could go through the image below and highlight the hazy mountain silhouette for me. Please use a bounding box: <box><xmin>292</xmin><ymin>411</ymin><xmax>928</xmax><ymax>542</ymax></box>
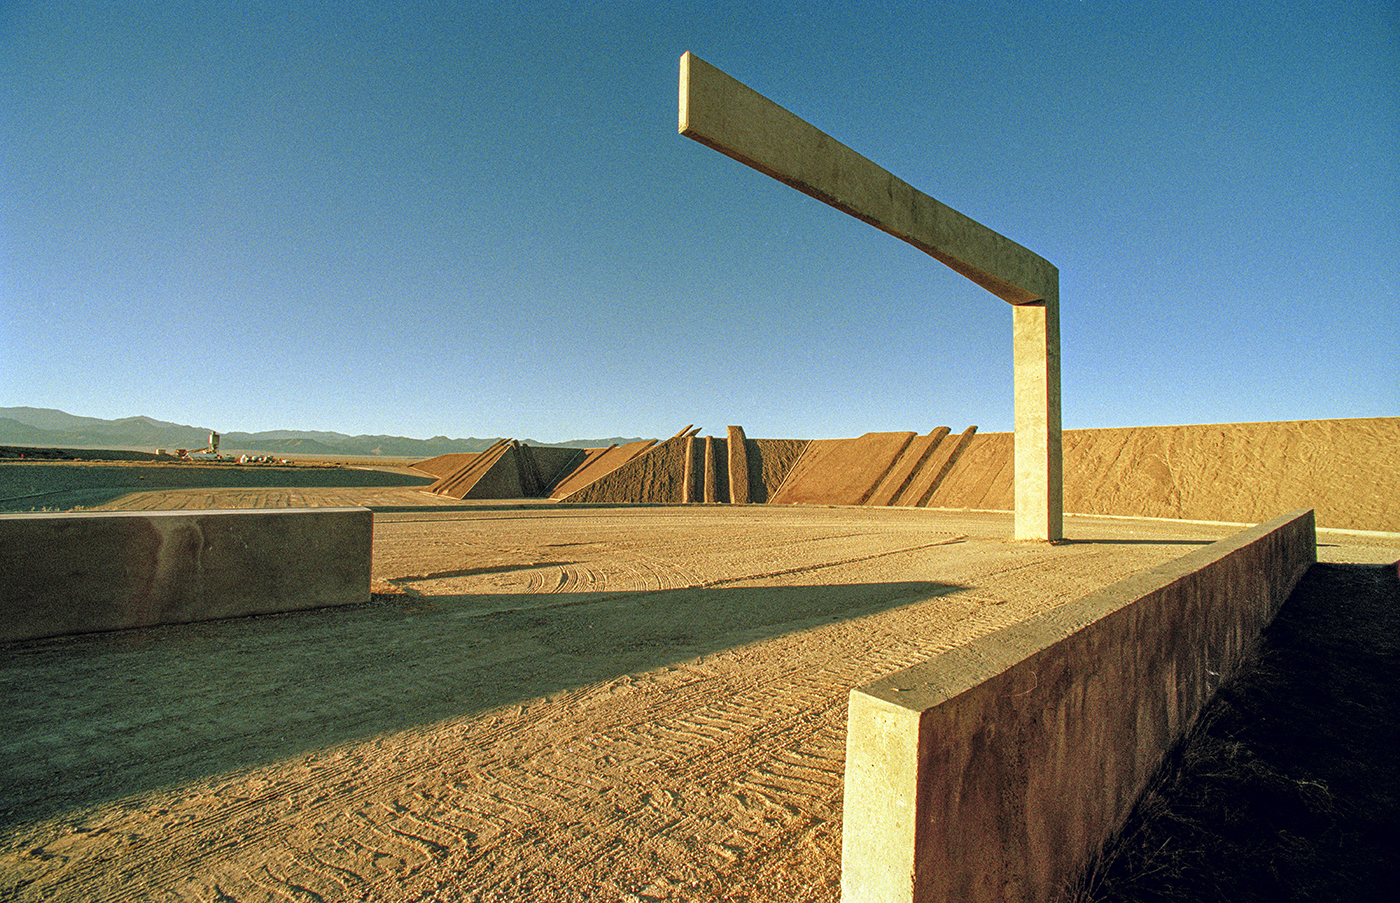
<box><xmin>0</xmin><ymin>407</ymin><xmax>644</xmax><ymax>457</ymax></box>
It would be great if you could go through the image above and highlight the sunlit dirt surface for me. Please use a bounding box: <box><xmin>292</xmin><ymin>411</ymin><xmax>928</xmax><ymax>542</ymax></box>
<box><xmin>2</xmin><ymin>502</ymin><xmax>1395</xmax><ymax>902</ymax></box>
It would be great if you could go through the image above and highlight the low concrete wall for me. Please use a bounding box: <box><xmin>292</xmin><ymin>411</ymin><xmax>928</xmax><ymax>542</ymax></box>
<box><xmin>0</xmin><ymin>507</ymin><xmax>373</xmax><ymax>643</ymax></box>
<box><xmin>841</xmin><ymin>510</ymin><xmax>1316</xmax><ymax>903</ymax></box>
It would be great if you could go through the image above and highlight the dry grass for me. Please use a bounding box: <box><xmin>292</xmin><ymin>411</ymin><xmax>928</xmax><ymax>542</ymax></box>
<box><xmin>1072</xmin><ymin>562</ymin><xmax>1400</xmax><ymax>902</ymax></box>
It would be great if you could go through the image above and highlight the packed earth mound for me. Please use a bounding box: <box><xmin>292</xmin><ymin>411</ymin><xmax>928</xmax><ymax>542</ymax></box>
<box><xmin>929</xmin><ymin>418</ymin><xmax>1398</xmax><ymax>531</ymax></box>
<box><xmin>432</xmin><ymin>418</ymin><xmax>1396</xmax><ymax>533</ymax></box>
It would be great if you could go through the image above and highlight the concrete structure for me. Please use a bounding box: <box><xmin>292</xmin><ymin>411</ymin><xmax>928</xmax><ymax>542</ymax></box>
<box><xmin>678</xmin><ymin>51</ymin><xmax>1063</xmax><ymax>540</ymax></box>
<box><xmin>0</xmin><ymin>507</ymin><xmax>372</xmax><ymax>643</ymax></box>
<box><xmin>840</xmin><ymin>509</ymin><xmax>1316</xmax><ymax>903</ymax></box>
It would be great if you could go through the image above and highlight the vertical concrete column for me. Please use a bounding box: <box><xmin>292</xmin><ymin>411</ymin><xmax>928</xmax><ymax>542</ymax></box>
<box><xmin>727</xmin><ymin>425</ymin><xmax>750</xmax><ymax>504</ymax></box>
<box><xmin>682</xmin><ymin>434</ymin><xmax>699</xmax><ymax>504</ymax></box>
<box><xmin>703</xmin><ymin>436</ymin><xmax>718</xmax><ymax>503</ymax></box>
<box><xmin>1013</xmin><ymin>288</ymin><xmax>1063</xmax><ymax>541</ymax></box>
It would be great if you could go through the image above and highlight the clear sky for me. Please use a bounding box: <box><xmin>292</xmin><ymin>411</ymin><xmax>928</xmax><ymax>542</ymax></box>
<box><xmin>3</xmin><ymin>1</ymin><xmax>1396</xmax><ymax>442</ymax></box>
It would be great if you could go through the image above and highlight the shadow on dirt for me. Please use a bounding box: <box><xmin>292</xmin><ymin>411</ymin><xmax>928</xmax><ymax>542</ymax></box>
<box><xmin>1072</xmin><ymin>562</ymin><xmax>1400</xmax><ymax>902</ymax></box>
<box><xmin>0</xmin><ymin>578</ymin><xmax>964</xmax><ymax>827</ymax></box>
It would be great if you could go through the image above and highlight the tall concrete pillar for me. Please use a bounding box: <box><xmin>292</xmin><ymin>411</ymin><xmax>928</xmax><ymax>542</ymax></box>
<box><xmin>1013</xmin><ymin>290</ymin><xmax>1063</xmax><ymax>541</ymax></box>
<box><xmin>703</xmin><ymin>436</ymin><xmax>718</xmax><ymax>503</ymax></box>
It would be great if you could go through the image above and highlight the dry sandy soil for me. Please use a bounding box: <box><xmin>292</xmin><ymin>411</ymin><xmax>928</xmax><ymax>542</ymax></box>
<box><xmin>0</xmin><ymin>460</ymin><xmax>437</xmax><ymax>514</ymax></box>
<box><xmin>2</xmin><ymin>468</ymin><xmax>1397</xmax><ymax>901</ymax></box>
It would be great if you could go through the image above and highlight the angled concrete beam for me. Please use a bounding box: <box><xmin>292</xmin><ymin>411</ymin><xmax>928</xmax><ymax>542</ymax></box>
<box><xmin>678</xmin><ymin>51</ymin><xmax>1063</xmax><ymax>540</ymax></box>
<box><xmin>679</xmin><ymin>52</ymin><xmax>1056</xmax><ymax>306</ymax></box>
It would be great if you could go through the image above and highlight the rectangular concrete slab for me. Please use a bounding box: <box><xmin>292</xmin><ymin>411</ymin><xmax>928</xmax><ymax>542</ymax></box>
<box><xmin>0</xmin><ymin>507</ymin><xmax>373</xmax><ymax>643</ymax></box>
<box><xmin>841</xmin><ymin>509</ymin><xmax>1316</xmax><ymax>903</ymax></box>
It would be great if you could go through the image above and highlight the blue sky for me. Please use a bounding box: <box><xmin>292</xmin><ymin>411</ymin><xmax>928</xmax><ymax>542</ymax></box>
<box><xmin>3</xmin><ymin>1</ymin><xmax>1396</xmax><ymax>442</ymax></box>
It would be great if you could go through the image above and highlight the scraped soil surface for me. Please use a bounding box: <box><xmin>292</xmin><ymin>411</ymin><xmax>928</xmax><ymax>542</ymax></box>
<box><xmin>0</xmin><ymin>460</ymin><xmax>435</xmax><ymax>512</ymax></box>
<box><xmin>927</xmin><ymin>418</ymin><xmax>1400</xmax><ymax>532</ymax></box>
<box><xmin>6</xmin><ymin>501</ymin><xmax>1352</xmax><ymax>902</ymax></box>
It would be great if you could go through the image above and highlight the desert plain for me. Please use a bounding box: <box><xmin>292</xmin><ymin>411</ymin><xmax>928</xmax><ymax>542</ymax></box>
<box><xmin>1</xmin><ymin>448</ymin><xmax>1397</xmax><ymax>901</ymax></box>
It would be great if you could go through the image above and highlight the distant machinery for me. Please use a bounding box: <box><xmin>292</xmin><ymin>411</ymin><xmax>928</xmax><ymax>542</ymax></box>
<box><xmin>168</xmin><ymin>431</ymin><xmax>221</xmax><ymax>460</ymax></box>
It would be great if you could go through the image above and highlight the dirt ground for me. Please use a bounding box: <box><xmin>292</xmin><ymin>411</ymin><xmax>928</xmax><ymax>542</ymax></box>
<box><xmin>0</xmin><ymin>460</ymin><xmax>436</xmax><ymax>513</ymax></box>
<box><xmin>2</xmin><ymin>472</ymin><xmax>1397</xmax><ymax>901</ymax></box>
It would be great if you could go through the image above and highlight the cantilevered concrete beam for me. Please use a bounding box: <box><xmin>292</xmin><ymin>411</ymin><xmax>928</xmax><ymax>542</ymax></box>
<box><xmin>679</xmin><ymin>51</ymin><xmax>1063</xmax><ymax>541</ymax></box>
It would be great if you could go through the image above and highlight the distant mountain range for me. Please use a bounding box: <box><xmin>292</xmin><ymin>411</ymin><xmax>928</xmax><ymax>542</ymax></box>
<box><xmin>0</xmin><ymin>407</ymin><xmax>645</xmax><ymax>458</ymax></box>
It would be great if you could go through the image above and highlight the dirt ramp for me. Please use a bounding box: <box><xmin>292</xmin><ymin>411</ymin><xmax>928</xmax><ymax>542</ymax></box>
<box><xmin>413</xmin><ymin>452</ymin><xmax>480</xmax><ymax>479</ymax></box>
<box><xmin>550</xmin><ymin>439</ymin><xmax>660</xmax><ymax>501</ymax></box>
<box><xmin>1063</xmin><ymin>418</ymin><xmax>1399</xmax><ymax>531</ymax></box>
<box><xmin>925</xmin><ymin>431</ymin><xmax>1015</xmax><ymax>511</ymax></box>
<box><xmin>426</xmin><ymin>440</ymin><xmax>517</xmax><ymax>499</ymax></box>
<box><xmin>745</xmin><ymin>438</ymin><xmax>810</xmax><ymax>503</ymax></box>
<box><xmin>425</xmin><ymin>441</ymin><xmax>585</xmax><ymax>500</ymax></box>
<box><xmin>560</xmin><ymin>434</ymin><xmax>695</xmax><ymax>504</ymax></box>
<box><xmin>771</xmin><ymin>432</ymin><xmax>921</xmax><ymax>506</ymax></box>
<box><xmin>895</xmin><ymin>426</ymin><xmax>978</xmax><ymax>507</ymax></box>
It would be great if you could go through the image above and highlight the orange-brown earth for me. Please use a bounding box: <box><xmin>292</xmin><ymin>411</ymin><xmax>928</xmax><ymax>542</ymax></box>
<box><xmin>926</xmin><ymin>418</ymin><xmax>1399</xmax><ymax>532</ymax></box>
<box><xmin>3</xmin><ymin>491</ymin><xmax>1397</xmax><ymax>901</ymax></box>
<box><xmin>1</xmin><ymin>423</ymin><xmax>1397</xmax><ymax>901</ymax></box>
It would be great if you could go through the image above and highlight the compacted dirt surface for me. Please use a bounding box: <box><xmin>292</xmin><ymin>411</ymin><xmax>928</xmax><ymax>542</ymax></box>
<box><xmin>2</xmin><ymin>486</ymin><xmax>1396</xmax><ymax>901</ymax></box>
<box><xmin>0</xmin><ymin>460</ymin><xmax>437</xmax><ymax>513</ymax></box>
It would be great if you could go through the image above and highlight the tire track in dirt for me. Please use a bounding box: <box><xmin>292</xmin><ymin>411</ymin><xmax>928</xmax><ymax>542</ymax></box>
<box><xmin>1</xmin><ymin>510</ymin><xmax>1245</xmax><ymax>901</ymax></box>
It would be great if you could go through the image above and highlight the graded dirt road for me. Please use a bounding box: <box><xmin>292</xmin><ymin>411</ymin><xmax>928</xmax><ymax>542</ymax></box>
<box><xmin>3</xmin><ymin>504</ymin><xmax>1396</xmax><ymax>902</ymax></box>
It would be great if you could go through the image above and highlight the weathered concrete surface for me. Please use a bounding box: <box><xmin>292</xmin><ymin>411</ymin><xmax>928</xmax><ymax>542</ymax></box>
<box><xmin>840</xmin><ymin>509</ymin><xmax>1316</xmax><ymax>903</ymax></box>
<box><xmin>678</xmin><ymin>52</ymin><xmax>1057</xmax><ymax>305</ymax></box>
<box><xmin>0</xmin><ymin>507</ymin><xmax>372</xmax><ymax>642</ymax></box>
<box><xmin>1013</xmin><ymin>296</ymin><xmax>1063</xmax><ymax>541</ymax></box>
<box><xmin>679</xmin><ymin>51</ymin><xmax>1063</xmax><ymax>541</ymax></box>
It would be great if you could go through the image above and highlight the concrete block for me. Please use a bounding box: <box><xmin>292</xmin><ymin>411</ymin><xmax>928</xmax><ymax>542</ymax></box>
<box><xmin>841</xmin><ymin>510</ymin><xmax>1316</xmax><ymax>903</ymax></box>
<box><xmin>0</xmin><ymin>507</ymin><xmax>373</xmax><ymax>643</ymax></box>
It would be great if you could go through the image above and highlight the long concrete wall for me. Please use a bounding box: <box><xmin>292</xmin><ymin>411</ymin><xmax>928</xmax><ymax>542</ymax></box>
<box><xmin>841</xmin><ymin>509</ymin><xmax>1316</xmax><ymax>903</ymax></box>
<box><xmin>0</xmin><ymin>507</ymin><xmax>373</xmax><ymax>643</ymax></box>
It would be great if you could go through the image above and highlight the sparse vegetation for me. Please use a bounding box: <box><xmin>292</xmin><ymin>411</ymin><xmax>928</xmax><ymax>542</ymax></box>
<box><xmin>1072</xmin><ymin>562</ymin><xmax>1400</xmax><ymax>902</ymax></box>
